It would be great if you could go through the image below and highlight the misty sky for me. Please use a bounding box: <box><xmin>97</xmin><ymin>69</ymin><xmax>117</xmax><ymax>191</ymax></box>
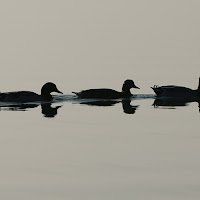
<box><xmin>0</xmin><ymin>1</ymin><xmax>199</xmax><ymax>92</ymax></box>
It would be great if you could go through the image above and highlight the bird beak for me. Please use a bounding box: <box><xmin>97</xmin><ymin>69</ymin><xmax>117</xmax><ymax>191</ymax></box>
<box><xmin>134</xmin><ymin>85</ymin><xmax>140</xmax><ymax>89</ymax></box>
<box><xmin>55</xmin><ymin>88</ymin><xmax>63</xmax><ymax>94</ymax></box>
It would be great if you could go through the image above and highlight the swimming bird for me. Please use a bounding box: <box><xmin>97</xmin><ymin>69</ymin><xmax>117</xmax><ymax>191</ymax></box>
<box><xmin>151</xmin><ymin>77</ymin><xmax>200</xmax><ymax>98</ymax></box>
<box><xmin>0</xmin><ymin>82</ymin><xmax>63</xmax><ymax>103</ymax></box>
<box><xmin>72</xmin><ymin>79</ymin><xmax>140</xmax><ymax>99</ymax></box>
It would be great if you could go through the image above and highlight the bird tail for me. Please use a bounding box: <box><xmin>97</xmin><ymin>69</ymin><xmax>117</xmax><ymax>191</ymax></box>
<box><xmin>72</xmin><ymin>92</ymin><xmax>78</xmax><ymax>95</ymax></box>
<box><xmin>151</xmin><ymin>87</ymin><xmax>163</xmax><ymax>96</ymax></box>
<box><xmin>197</xmin><ymin>77</ymin><xmax>200</xmax><ymax>97</ymax></box>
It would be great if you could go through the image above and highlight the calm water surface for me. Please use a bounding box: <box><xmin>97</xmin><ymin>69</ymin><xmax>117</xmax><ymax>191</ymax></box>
<box><xmin>0</xmin><ymin>91</ymin><xmax>199</xmax><ymax>200</ymax></box>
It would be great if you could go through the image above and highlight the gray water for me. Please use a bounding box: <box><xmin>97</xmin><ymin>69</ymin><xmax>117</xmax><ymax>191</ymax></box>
<box><xmin>0</xmin><ymin>1</ymin><xmax>200</xmax><ymax>199</ymax></box>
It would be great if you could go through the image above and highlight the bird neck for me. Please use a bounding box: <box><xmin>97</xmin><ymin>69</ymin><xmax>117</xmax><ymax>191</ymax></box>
<box><xmin>41</xmin><ymin>89</ymin><xmax>53</xmax><ymax>100</ymax></box>
<box><xmin>197</xmin><ymin>88</ymin><xmax>200</xmax><ymax>97</ymax></box>
<box><xmin>197</xmin><ymin>78</ymin><xmax>200</xmax><ymax>97</ymax></box>
<box><xmin>122</xmin><ymin>85</ymin><xmax>131</xmax><ymax>95</ymax></box>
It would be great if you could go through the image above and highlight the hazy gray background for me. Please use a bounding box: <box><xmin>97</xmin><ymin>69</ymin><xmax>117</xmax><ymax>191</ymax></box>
<box><xmin>0</xmin><ymin>0</ymin><xmax>199</xmax><ymax>93</ymax></box>
<box><xmin>0</xmin><ymin>1</ymin><xmax>200</xmax><ymax>200</ymax></box>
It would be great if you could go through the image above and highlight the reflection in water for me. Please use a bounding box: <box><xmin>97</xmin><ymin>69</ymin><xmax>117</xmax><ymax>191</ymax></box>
<box><xmin>153</xmin><ymin>97</ymin><xmax>200</xmax><ymax>112</ymax></box>
<box><xmin>41</xmin><ymin>103</ymin><xmax>62</xmax><ymax>118</ymax></box>
<box><xmin>0</xmin><ymin>103</ymin><xmax>62</xmax><ymax>118</ymax></box>
<box><xmin>122</xmin><ymin>100</ymin><xmax>139</xmax><ymax>114</ymax></box>
<box><xmin>79</xmin><ymin>99</ymin><xmax>139</xmax><ymax>114</ymax></box>
<box><xmin>80</xmin><ymin>100</ymin><xmax>118</xmax><ymax>107</ymax></box>
<box><xmin>0</xmin><ymin>104</ymin><xmax>39</xmax><ymax>111</ymax></box>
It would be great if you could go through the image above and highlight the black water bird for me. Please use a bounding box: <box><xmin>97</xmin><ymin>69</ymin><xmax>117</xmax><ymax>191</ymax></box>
<box><xmin>0</xmin><ymin>82</ymin><xmax>63</xmax><ymax>103</ymax></box>
<box><xmin>72</xmin><ymin>79</ymin><xmax>139</xmax><ymax>99</ymax></box>
<box><xmin>151</xmin><ymin>77</ymin><xmax>200</xmax><ymax>98</ymax></box>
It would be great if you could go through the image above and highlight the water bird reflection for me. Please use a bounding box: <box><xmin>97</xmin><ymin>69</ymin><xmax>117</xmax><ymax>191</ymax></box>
<box><xmin>41</xmin><ymin>103</ymin><xmax>62</xmax><ymax>118</ymax></box>
<box><xmin>122</xmin><ymin>100</ymin><xmax>139</xmax><ymax>114</ymax></box>
<box><xmin>0</xmin><ymin>103</ymin><xmax>62</xmax><ymax>118</ymax></box>
<box><xmin>0</xmin><ymin>104</ymin><xmax>38</xmax><ymax>111</ymax></box>
<box><xmin>153</xmin><ymin>97</ymin><xmax>200</xmax><ymax>112</ymax></box>
<box><xmin>79</xmin><ymin>99</ymin><xmax>139</xmax><ymax>114</ymax></box>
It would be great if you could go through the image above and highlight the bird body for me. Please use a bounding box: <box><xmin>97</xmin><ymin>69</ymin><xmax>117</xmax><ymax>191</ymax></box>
<box><xmin>151</xmin><ymin>85</ymin><xmax>198</xmax><ymax>97</ymax></box>
<box><xmin>0</xmin><ymin>91</ymin><xmax>44</xmax><ymax>102</ymax></box>
<box><xmin>152</xmin><ymin>78</ymin><xmax>200</xmax><ymax>98</ymax></box>
<box><xmin>73</xmin><ymin>88</ymin><xmax>126</xmax><ymax>99</ymax></box>
<box><xmin>0</xmin><ymin>82</ymin><xmax>62</xmax><ymax>103</ymax></box>
<box><xmin>73</xmin><ymin>79</ymin><xmax>139</xmax><ymax>99</ymax></box>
